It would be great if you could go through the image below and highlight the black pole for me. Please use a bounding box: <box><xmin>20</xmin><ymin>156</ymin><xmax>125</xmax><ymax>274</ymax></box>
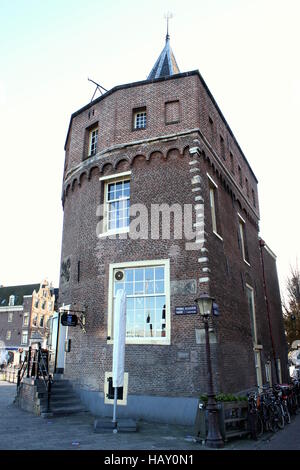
<box><xmin>27</xmin><ymin>347</ymin><xmax>31</xmax><ymax>378</ymax></box>
<box><xmin>204</xmin><ymin>317</ymin><xmax>224</xmax><ymax>448</ymax></box>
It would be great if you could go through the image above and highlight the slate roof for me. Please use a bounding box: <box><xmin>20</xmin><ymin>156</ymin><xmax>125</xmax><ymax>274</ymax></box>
<box><xmin>0</xmin><ymin>284</ymin><xmax>40</xmax><ymax>307</ymax></box>
<box><xmin>147</xmin><ymin>34</ymin><xmax>180</xmax><ymax>80</ymax></box>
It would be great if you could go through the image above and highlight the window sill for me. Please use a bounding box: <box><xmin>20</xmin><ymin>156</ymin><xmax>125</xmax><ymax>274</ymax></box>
<box><xmin>98</xmin><ymin>228</ymin><xmax>130</xmax><ymax>238</ymax></box>
<box><xmin>132</xmin><ymin>127</ymin><xmax>146</xmax><ymax>132</ymax></box>
<box><xmin>213</xmin><ymin>231</ymin><xmax>223</xmax><ymax>242</ymax></box>
<box><xmin>107</xmin><ymin>338</ymin><xmax>170</xmax><ymax>346</ymax></box>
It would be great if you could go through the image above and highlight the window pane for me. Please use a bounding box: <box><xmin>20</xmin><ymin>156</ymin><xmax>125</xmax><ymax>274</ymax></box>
<box><xmin>155</xmin><ymin>267</ymin><xmax>164</xmax><ymax>280</ymax></box>
<box><xmin>155</xmin><ymin>280</ymin><xmax>164</xmax><ymax>294</ymax></box>
<box><xmin>123</xmin><ymin>181</ymin><xmax>130</xmax><ymax>197</ymax></box>
<box><xmin>134</xmin><ymin>269</ymin><xmax>144</xmax><ymax>282</ymax></box>
<box><xmin>135</xmin><ymin>297</ymin><xmax>144</xmax><ymax>310</ymax></box>
<box><xmin>125</xmin><ymin>269</ymin><xmax>133</xmax><ymax>282</ymax></box>
<box><xmin>145</xmin><ymin>280</ymin><xmax>154</xmax><ymax>294</ymax></box>
<box><xmin>114</xmin><ymin>282</ymin><xmax>124</xmax><ymax>296</ymax></box>
<box><xmin>125</xmin><ymin>282</ymin><xmax>133</xmax><ymax>295</ymax></box>
<box><xmin>146</xmin><ymin>297</ymin><xmax>155</xmax><ymax>309</ymax></box>
<box><xmin>145</xmin><ymin>268</ymin><xmax>154</xmax><ymax>281</ymax></box>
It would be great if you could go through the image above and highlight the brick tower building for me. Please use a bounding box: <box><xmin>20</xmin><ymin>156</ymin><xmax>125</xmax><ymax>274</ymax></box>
<box><xmin>58</xmin><ymin>33</ymin><xmax>288</xmax><ymax>424</ymax></box>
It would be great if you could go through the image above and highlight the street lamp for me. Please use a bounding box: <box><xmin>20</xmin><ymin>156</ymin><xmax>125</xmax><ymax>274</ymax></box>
<box><xmin>195</xmin><ymin>293</ymin><xmax>224</xmax><ymax>449</ymax></box>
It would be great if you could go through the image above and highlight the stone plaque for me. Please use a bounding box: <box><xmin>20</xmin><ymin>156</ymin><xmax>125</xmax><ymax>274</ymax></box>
<box><xmin>171</xmin><ymin>279</ymin><xmax>197</xmax><ymax>295</ymax></box>
<box><xmin>176</xmin><ymin>351</ymin><xmax>190</xmax><ymax>362</ymax></box>
<box><xmin>195</xmin><ymin>328</ymin><xmax>217</xmax><ymax>344</ymax></box>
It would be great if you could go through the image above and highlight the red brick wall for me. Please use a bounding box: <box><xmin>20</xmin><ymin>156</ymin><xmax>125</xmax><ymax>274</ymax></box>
<box><xmin>59</xmin><ymin>72</ymin><xmax>285</xmax><ymax>399</ymax></box>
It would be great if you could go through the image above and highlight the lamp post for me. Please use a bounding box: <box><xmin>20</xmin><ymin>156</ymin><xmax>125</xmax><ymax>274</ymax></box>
<box><xmin>195</xmin><ymin>293</ymin><xmax>224</xmax><ymax>449</ymax></box>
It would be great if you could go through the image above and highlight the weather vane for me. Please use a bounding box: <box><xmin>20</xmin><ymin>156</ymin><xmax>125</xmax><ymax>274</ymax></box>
<box><xmin>88</xmin><ymin>78</ymin><xmax>108</xmax><ymax>102</ymax></box>
<box><xmin>164</xmin><ymin>11</ymin><xmax>173</xmax><ymax>40</ymax></box>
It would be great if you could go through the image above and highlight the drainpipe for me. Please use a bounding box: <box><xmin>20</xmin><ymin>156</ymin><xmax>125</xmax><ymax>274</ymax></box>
<box><xmin>259</xmin><ymin>238</ymin><xmax>280</xmax><ymax>384</ymax></box>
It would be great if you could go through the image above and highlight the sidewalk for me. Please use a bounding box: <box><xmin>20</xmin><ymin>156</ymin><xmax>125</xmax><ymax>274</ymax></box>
<box><xmin>1</xmin><ymin>381</ymin><xmax>299</xmax><ymax>450</ymax></box>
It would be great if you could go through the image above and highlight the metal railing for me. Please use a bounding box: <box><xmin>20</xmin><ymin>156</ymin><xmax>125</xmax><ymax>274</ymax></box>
<box><xmin>17</xmin><ymin>342</ymin><xmax>52</xmax><ymax>412</ymax></box>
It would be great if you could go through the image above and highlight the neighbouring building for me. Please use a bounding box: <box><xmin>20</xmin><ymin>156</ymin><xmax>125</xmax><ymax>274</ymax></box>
<box><xmin>57</xmin><ymin>32</ymin><xmax>288</xmax><ymax>424</ymax></box>
<box><xmin>0</xmin><ymin>280</ymin><xmax>57</xmax><ymax>366</ymax></box>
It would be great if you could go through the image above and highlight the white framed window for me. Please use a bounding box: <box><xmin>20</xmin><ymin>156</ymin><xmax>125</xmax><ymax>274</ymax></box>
<box><xmin>9</xmin><ymin>295</ymin><xmax>15</xmax><ymax>306</ymax></box>
<box><xmin>246</xmin><ymin>284</ymin><xmax>258</xmax><ymax>344</ymax></box>
<box><xmin>265</xmin><ymin>361</ymin><xmax>272</xmax><ymax>386</ymax></box>
<box><xmin>133</xmin><ymin>109</ymin><xmax>146</xmax><ymax>129</ymax></box>
<box><xmin>21</xmin><ymin>330</ymin><xmax>28</xmax><ymax>345</ymax></box>
<box><xmin>23</xmin><ymin>313</ymin><xmax>29</xmax><ymax>327</ymax></box>
<box><xmin>88</xmin><ymin>127</ymin><xmax>98</xmax><ymax>156</ymax></box>
<box><xmin>8</xmin><ymin>312</ymin><xmax>13</xmax><ymax>322</ymax></box>
<box><xmin>238</xmin><ymin>214</ymin><xmax>250</xmax><ymax>265</ymax></box>
<box><xmin>6</xmin><ymin>331</ymin><xmax>11</xmax><ymax>340</ymax></box>
<box><xmin>108</xmin><ymin>259</ymin><xmax>170</xmax><ymax>345</ymax></box>
<box><xmin>32</xmin><ymin>315</ymin><xmax>37</xmax><ymax>327</ymax></box>
<box><xmin>276</xmin><ymin>358</ymin><xmax>282</xmax><ymax>384</ymax></box>
<box><xmin>207</xmin><ymin>174</ymin><xmax>222</xmax><ymax>240</ymax></box>
<box><xmin>104</xmin><ymin>371</ymin><xmax>128</xmax><ymax>406</ymax></box>
<box><xmin>100</xmin><ymin>174</ymin><xmax>131</xmax><ymax>235</ymax></box>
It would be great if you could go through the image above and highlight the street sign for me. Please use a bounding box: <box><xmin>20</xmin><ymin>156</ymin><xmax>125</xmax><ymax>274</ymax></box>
<box><xmin>61</xmin><ymin>313</ymin><xmax>78</xmax><ymax>327</ymax></box>
<box><xmin>213</xmin><ymin>303</ymin><xmax>220</xmax><ymax>316</ymax></box>
<box><xmin>175</xmin><ymin>306</ymin><xmax>198</xmax><ymax>315</ymax></box>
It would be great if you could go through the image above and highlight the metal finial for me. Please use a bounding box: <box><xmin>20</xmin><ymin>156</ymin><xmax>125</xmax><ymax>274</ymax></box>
<box><xmin>164</xmin><ymin>11</ymin><xmax>173</xmax><ymax>41</ymax></box>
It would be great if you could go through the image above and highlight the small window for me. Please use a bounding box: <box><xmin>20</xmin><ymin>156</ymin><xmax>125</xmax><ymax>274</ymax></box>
<box><xmin>40</xmin><ymin>316</ymin><xmax>44</xmax><ymax>328</ymax></box>
<box><xmin>238</xmin><ymin>215</ymin><xmax>250</xmax><ymax>264</ymax></box>
<box><xmin>48</xmin><ymin>301</ymin><xmax>52</xmax><ymax>311</ymax></box>
<box><xmin>34</xmin><ymin>299</ymin><xmax>39</xmax><ymax>308</ymax></box>
<box><xmin>238</xmin><ymin>166</ymin><xmax>243</xmax><ymax>186</ymax></box>
<box><xmin>23</xmin><ymin>313</ymin><xmax>29</xmax><ymax>327</ymax></box>
<box><xmin>6</xmin><ymin>331</ymin><xmax>11</xmax><ymax>341</ymax></box>
<box><xmin>252</xmin><ymin>189</ymin><xmax>256</xmax><ymax>208</ymax></box>
<box><xmin>21</xmin><ymin>331</ymin><xmax>28</xmax><ymax>345</ymax></box>
<box><xmin>104</xmin><ymin>371</ymin><xmax>129</xmax><ymax>405</ymax></box>
<box><xmin>230</xmin><ymin>151</ymin><xmax>234</xmax><ymax>174</ymax></box>
<box><xmin>8</xmin><ymin>312</ymin><xmax>13</xmax><ymax>322</ymax></box>
<box><xmin>208</xmin><ymin>175</ymin><xmax>221</xmax><ymax>239</ymax></box>
<box><xmin>220</xmin><ymin>135</ymin><xmax>225</xmax><ymax>160</ymax></box>
<box><xmin>276</xmin><ymin>358</ymin><xmax>282</xmax><ymax>384</ymax></box>
<box><xmin>32</xmin><ymin>315</ymin><xmax>37</xmax><ymax>327</ymax></box>
<box><xmin>9</xmin><ymin>295</ymin><xmax>15</xmax><ymax>306</ymax></box>
<box><xmin>265</xmin><ymin>362</ymin><xmax>272</xmax><ymax>386</ymax></box>
<box><xmin>245</xmin><ymin>178</ymin><xmax>249</xmax><ymax>197</ymax></box>
<box><xmin>208</xmin><ymin>116</ymin><xmax>214</xmax><ymax>140</ymax></box>
<box><xmin>88</xmin><ymin>127</ymin><xmax>98</xmax><ymax>156</ymax></box>
<box><xmin>103</xmin><ymin>176</ymin><xmax>130</xmax><ymax>233</ymax></box>
<box><xmin>41</xmin><ymin>301</ymin><xmax>46</xmax><ymax>310</ymax></box>
<box><xmin>133</xmin><ymin>108</ymin><xmax>146</xmax><ymax>130</ymax></box>
<box><xmin>246</xmin><ymin>284</ymin><xmax>257</xmax><ymax>344</ymax></box>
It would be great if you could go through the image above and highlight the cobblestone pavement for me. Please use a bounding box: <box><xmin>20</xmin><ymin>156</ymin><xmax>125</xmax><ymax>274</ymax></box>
<box><xmin>1</xmin><ymin>381</ymin><xmax>300</xmax><ymax>451</ymax></box>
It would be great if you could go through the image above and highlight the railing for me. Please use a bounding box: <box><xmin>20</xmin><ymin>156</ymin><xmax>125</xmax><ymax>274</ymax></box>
<box><xmin>17</xmin><ymin>342</ymin><xmax>52</xmax><ymax>412</ymax></box>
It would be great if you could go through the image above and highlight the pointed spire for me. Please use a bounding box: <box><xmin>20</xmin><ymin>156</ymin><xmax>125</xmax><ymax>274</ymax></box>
<box><xmin>147</xmin><ymin>14</ymin><xmax>180</xmax><ymax>80</ymax></box>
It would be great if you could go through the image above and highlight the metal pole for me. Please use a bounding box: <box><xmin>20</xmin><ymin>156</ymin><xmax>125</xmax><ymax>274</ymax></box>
<box><xmin>112</xmin><ymin>386</ymin><xmax>118</xmax><ymax>431</ymax></box>
<box><xmin>204</xmin><ymin>317</ymin><xmax>224</xmax><ymax>448</ymax></box>
<box><xmin>27</xmin><ymin>347</ymin><xmax>31</xmax><ymax>378</ymax></box>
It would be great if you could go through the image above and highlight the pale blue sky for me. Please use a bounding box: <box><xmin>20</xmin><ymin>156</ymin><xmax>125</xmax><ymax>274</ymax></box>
<box><xmin>0</xmin><ymin>0</ymin><xmax>299</xmax><ymax>299</ymax></box>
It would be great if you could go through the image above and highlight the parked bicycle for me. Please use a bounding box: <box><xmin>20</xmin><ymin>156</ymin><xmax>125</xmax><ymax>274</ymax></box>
<box><xmin>247</xmin><ymin>390</ymin><xmax>263</xmax><ymax>439</ymax></box>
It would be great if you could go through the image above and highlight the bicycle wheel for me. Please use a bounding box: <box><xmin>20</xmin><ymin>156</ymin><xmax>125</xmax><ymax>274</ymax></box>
<box><xmin>255</xmin><ymin>414</ymin><xmax>264</xmax><ymax>438</ymax></box>
<box><xmin>269</xmin><ymin>405</ymin><xmax>279</xmax><ymax>432</ymax></box>
<box><xmin>275</xmin><ymin>404</ymin><xmax>285</xmax><ymax>430</ymax></box>
<box><xmin>284</xmin><ymin>403</ymin><xmax>291</xmax><ymax>424</ymax></box>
